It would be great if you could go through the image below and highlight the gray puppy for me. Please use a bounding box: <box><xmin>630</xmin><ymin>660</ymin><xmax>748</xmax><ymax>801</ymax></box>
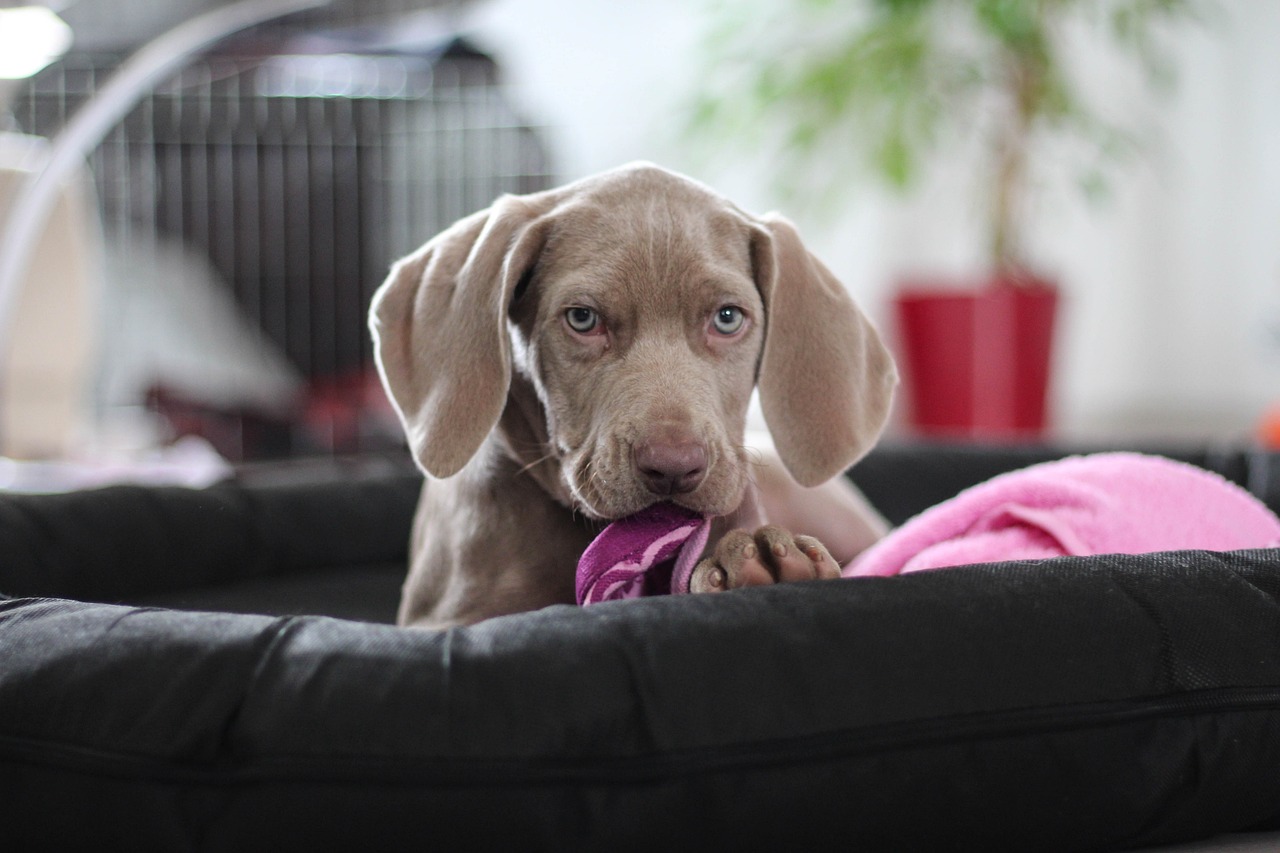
<box><xmin>371</xmin><ymin>163</ymin><xmax>897</xmax><ymax>628</ymax></box>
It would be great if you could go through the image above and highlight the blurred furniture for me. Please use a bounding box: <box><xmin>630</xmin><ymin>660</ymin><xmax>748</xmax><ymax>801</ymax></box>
<box><xmin>0</xmin><ymin>132</ymin><xmax>99</xmax><ymax>458</ymax></box>
<box><xmin>3</xmin><ymin>3</ymin><xmax>550</xmax><ymax>461</ymax></box>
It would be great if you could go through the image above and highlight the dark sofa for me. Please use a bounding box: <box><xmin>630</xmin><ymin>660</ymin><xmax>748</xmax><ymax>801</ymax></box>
<box><xmin>2</xmin><ymin>442</ymin><xmax>1280</xmax><ymax>851</ymax></box>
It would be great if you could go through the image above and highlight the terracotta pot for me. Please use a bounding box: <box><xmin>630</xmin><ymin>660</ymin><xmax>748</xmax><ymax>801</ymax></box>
<box><xmin>893</xmin><ymin>275</ymin><xmax>1059</xmax><ymax>438</ymax></box>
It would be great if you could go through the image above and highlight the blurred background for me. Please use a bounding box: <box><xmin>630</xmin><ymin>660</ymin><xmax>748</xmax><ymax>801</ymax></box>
<box><xmin>0</xmin><ymin>0</ymin><xmax>1276</xmax><ymax>490</ymax></box>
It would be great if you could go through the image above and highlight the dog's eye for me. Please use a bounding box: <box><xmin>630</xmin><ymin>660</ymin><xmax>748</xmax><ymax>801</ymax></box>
<box><xmin>564</xmin><ymin>306</ymin><xmax>600</xmax><ymax>334</ymax></box>
<box><xmin>711</xmin><ymin>305</ymin><xmax>746</xmax><ymax>336</ymax></box>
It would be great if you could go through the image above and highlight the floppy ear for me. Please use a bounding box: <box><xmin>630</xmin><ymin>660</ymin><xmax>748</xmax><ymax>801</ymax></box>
<box><xmin>753</xmin><ymin>213</ymin><xmax>898</xmax><ymax>487</ymax></box>
<box><xmin>369</xmin><ymin>195</ymin><xmax>550</xmax><ymax>478</ymax></box>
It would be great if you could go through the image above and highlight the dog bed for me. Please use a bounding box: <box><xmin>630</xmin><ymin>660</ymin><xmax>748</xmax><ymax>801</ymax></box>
<box><xmin>3</xmin><ymin>443</ymin><xmax>1280</xmax><ymax>851</ymax></box>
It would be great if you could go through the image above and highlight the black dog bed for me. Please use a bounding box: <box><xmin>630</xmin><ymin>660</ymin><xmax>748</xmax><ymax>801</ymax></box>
<box><xmin>3</xmin><ymin>443</ymin><xmax>1280</xmax><ymax>851</ymax></box>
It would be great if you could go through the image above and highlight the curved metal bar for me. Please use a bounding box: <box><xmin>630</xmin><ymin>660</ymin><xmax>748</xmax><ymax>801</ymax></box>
<box><xmin>0</xmin><ymin>0</ymin><xmax>330</xmax><ymax>400</ymax></box>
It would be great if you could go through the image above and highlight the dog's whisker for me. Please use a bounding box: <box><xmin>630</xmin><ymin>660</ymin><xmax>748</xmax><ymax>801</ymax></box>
<box><xmin>574</xmin><ymin>456</ymin><xmax>603</xmax><ymax>511</ymax></box>
<box><xmin>729</xmin><ymin>444</ymin><xmax>766</xmax><ymax>492</ymax></box>
<box><xmin>516</xmin><ymin>452</ymin><xmax>556</xmax><ymax>476</ymax></box>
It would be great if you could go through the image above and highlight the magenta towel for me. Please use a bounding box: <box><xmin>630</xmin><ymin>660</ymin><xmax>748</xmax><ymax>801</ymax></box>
<box><xmin>576</xmin><ymin>503</ymin><xmax>713</xmax><ymax>605</ymax></box>
<box><xmin>847</xmin><ymin>452</ymin><xmax>1280</xmax><ymax>578</ymax></box>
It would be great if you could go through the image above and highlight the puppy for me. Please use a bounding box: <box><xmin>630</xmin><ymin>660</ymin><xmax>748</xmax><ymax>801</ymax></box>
<box><xmin>370</xmin><ymin>163</ymin><xmax>897</xmax><ymax>628</ymax></box>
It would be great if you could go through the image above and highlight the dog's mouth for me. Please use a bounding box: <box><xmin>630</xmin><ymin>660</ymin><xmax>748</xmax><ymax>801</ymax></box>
<box><xmin>664</xmin><ymin>490</ymin><xmax>745</xmax><ymax>519</ymax></box>
<box><xmin>564</xmin><ymin>452</ymin><xmax>748</xmax><ymax>523</ymax></box>
<box><xmin>575</xmin><ymin>493</ymin><xmax>741</xmax><ymax>524</ymax></box>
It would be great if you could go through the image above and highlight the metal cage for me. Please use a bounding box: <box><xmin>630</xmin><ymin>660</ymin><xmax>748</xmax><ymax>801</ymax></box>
<box><xmin>10</xmin><ymin>30</ymin><xmax>552</xmax><ymax>459</ymax></box>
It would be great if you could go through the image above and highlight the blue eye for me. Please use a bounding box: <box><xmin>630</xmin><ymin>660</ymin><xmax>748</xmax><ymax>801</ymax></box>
<box><xmin>711</xmin><ymin>305</ymin><xmax>745</xmax><ymax>335</ymax></box>
<box><xmin>565</xmin><ymin>306</ymin><xmax>599</xmax><ymax>333</ymax></box>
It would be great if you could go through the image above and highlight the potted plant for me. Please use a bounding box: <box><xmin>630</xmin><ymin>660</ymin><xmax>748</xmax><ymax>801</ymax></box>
<box><xmin>687</xmin><ymin>0</ymin><xmax>1203</xmax><ymax>437</ymax></box>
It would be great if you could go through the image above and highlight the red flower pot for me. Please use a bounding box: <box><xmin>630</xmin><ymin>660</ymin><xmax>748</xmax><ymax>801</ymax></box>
<box><xmin>893</xmin><ymin>276</ymin><xmax>1059</xmax><ymax>438</ymax></box>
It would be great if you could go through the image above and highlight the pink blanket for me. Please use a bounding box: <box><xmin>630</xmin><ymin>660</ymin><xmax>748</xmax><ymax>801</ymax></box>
<box><xmin>846</xmin><ymin>452</ymin><xmax>1280</xmax><ymax>577</ymax></box>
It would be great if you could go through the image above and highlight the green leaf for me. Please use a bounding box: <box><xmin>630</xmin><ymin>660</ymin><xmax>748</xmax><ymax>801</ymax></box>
<box><xmin>680</xmin><ymin>0</ymin><xmax>1212</xmax><ymax>237</ymax></box>
<box><xmin>876</xmin><ymin>131</ymin><xmax>915</xmax><ymax>188</ymax></box>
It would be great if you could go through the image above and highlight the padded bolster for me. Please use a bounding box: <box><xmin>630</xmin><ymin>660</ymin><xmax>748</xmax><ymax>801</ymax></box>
<box><xmin>0</xmin><ymin>473</ymin><xmax>420</xmax><ymax>602</ymax></box>
<box><xmin>851</xmin><ymin>442</ymin><xmax>1280</xmax><ymax>526</ymax></box>
<box><xmin>4</xmin><ymin>548</ymin><xmax>1280</xmax><ymax>850</ymax></box>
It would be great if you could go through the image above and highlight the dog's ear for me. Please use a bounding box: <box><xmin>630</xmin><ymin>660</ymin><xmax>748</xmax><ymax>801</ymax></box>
<box><xmin>370</xmin><ymin>195</ymin><xmax>550</xmax><ymax>477</ymax></box>
<box><xmin>752</xmin><ymin>213</ymin><xmax>898</xmax><ymax>487</ymax></box>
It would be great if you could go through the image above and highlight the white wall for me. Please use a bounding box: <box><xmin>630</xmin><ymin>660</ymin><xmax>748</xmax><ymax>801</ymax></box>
<box><xmin>461</xmin><ymin>0</ymin><xmax>1280</xmax><ymax>442</ymax></box>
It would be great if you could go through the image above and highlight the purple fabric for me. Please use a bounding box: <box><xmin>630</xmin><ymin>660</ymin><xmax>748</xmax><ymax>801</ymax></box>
<box><xmin>576</xmin><ymin>503</ymin><xmax>713</xmax><ymax>605</ymax></box>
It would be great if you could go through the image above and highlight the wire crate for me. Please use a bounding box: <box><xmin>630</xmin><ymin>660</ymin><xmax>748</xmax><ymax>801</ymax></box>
<box><xmin>10</xmin><ymin>34</ymin><xmax>552</xmax><ymax>459</ymax></box>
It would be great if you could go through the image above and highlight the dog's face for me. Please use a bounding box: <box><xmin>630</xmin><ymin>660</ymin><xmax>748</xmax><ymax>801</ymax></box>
<box><xmin>506</xmin><ymin>185</ymin><xmax>766</xmax><ymax>519</ymax></box>
<box><xmin>370</xmin><ymin>163</ymin><xmax>896</xmax><ymax>520</ymax></box>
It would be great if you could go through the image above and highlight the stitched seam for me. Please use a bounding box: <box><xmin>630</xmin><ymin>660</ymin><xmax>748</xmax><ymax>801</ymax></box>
<box><xmin>4</xmin><ymin>685</ymin><xmax>1280</xmax><ymax>788</ymax></box>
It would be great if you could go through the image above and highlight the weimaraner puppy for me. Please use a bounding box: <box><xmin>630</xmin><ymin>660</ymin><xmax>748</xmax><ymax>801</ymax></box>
<box><xmin>370</xmin><ymin>163</ymin><xmax>897</xmax><ymax>629</ymax></box>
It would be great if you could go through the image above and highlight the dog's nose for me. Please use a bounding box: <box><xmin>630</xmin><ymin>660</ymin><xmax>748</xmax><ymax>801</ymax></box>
<box><xmin>634</xmin><ymin>440</ymin><xmax>708</xmax><ymax>496</ymax></box>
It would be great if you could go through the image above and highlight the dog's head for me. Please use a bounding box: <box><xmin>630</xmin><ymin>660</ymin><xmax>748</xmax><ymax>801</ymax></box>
<box><xmin>370</xmin><ymin>163</ymin><xmax>896</xmax><ymax>520</ymax></box>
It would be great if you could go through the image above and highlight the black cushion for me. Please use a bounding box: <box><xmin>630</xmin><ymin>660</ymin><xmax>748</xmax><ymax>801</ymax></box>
<box><xmin>2</xmin><ymin>446</ymin><xmax>1280</xmax><ymax>850</ymax></box>
<box><xmin>5</xmin><ymin>552</ymin><xmax>1280</xmax><ymax>850</ymax></box>
<box><xmin>0</xmin><ymin>469</ymin><xmax>420</xmax><ymax>620</ymax></box>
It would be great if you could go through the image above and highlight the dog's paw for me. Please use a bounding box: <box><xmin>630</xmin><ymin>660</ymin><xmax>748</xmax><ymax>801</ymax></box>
<box><xmin>689</xmin><ymin>525</ymin><xmax>841</xmax><ymax>594</ymax></box>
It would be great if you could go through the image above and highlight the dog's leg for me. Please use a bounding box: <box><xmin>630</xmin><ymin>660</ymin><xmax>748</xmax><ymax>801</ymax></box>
<box><xmin>397</xmin><ymin>453</ymin><xmax>601</xmax><ymax>629</ymax></box>
<box><xmin>751</xmin><ymin>451</ymin><xmax>888</xmax><ymax>565</ymax></box>
<box><xmin>688</xmin><ymin>444</ymin><xmax>888</xmax><ymax>594</ymax></box>
<box><xmin>689</xmin><ymin>525</ymin><xmax>843</xmax><ymax>593</ymax></box>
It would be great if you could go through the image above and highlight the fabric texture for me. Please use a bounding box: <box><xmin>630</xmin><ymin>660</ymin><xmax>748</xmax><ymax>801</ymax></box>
<box><xmin>4</xmin><ymin>450</ymin><xmax>1280</xmax><ymax>849</ymax></box>
<box><xmin>848</xmin><ymin>452</ymin><xmax>1280</xmax><ymax>577</ymax></box>
<box><xmin>7</xmin><ymin>552</ymin><xmax>1280</xmax><ymax>851</ymax></box>
<box><xmin>575</xmin><ymin>502</ymin><xmax>712</xmax><ymax>604</ymax></box>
